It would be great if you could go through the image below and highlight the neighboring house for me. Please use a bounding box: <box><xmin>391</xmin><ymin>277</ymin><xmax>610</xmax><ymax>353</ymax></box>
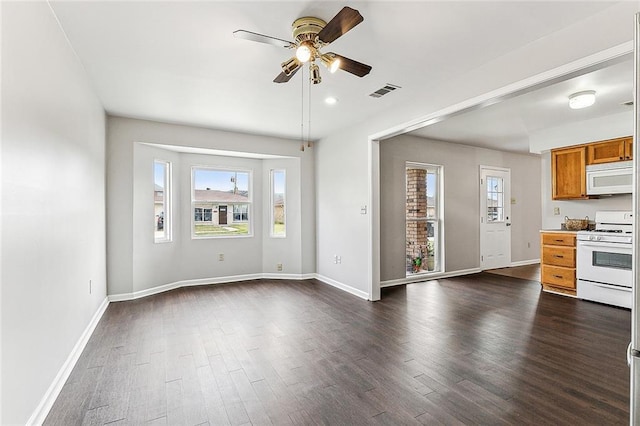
<box><xmin>193</xmin><ymin>189</ymin><xmax>249</xmax><ymax>226</ymax></box>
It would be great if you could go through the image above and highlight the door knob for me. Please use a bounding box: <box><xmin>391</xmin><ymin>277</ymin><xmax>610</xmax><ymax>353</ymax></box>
<box><xmin>506</xmin><ymin>223</ymin><xmax>512</xmax><ymax>227</ymax></box>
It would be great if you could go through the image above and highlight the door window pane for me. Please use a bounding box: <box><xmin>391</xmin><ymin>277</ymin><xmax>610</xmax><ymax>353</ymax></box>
<box><xmin>486</xmin><ymin>175</ymin><xmax>504</xmax><ymax>223</ymax></box>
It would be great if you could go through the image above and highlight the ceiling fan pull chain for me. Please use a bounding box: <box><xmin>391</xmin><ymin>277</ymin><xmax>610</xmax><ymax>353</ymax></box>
<box><xmin>300</xmin><ymin>65</ymin><xmax>305</xmax><ymax>152</ymax></box>
<box><xmin>308</xmin><ymin>75</ymin><xmax>312</xmax><ymax>148</ymax></box>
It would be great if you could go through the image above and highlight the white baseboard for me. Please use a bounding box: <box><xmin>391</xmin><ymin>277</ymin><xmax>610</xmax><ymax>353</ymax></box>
<box><xmin>27</xmin><ymin>296</ymin><xmax>110</xmax><ymax>426</ymax></box>
<box><xmin>109</xmin><ymin>273</ymin><xmax>317</xmax><ymax>302</ymax></box>
<box><xmin>313</xmin><ymin>274</ymin><xmax>370</xmax><ymax>300</ymax></box>
<box><xmin>510</xmin><ymin>259</ymin><xmax>540</xmax><ymax>267</ymax></box>
<box><xmin>380</xmin><ymin>267</ymin><xmax>483</xmax><ymax>288</ymax></box>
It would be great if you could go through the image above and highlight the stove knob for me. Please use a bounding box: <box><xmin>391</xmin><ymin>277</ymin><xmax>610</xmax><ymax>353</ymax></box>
<box><xmin>628</xmin><ymin>237</ymin><xmax>633</xmax><ymax>244</ymax></box>
<box><xmin>596</xmin><ymin>236</ymin><xmax>602</xmax><ymax>241</ymax></box>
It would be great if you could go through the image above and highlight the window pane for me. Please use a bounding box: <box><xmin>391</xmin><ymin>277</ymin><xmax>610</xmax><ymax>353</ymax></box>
<box><xmin>426</xmin><ymin>171</ymin><xmax>436</xmax><ymax>219</ymax></box>
<box><xmin>486</xmin><ymin>175</ymin><xmax>504</xmax><ymax>223</ymax></box>
<box><xmin>406</xmin><ymin>164</ymin><xmax>442</xmax><ymax>275</ymax></box>
<box><xmin>192</xmin><ymin>168</ymin><xmax>251</xmax><ymax>237</ymax></box>
<box><xmin>272</xmin><ymin>170</ymin><xmax>286</xmax><ymax>237</ymax></box>
<box><xmin>154</xmin><ymin>160</ymin><xmax>171</xmax><ymax>242</ymax></box>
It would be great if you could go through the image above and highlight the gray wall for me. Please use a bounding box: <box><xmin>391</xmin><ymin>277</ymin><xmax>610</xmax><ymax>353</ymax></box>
<box><xmin>108</xmin><ymin>117</ymin><xmax>316</xmax><ymax>297</ymax></box>
<box><xmin>1</xmin><ymin>2</ymin><xmax>107</xmax><ymax>423</ymax></box>
<box><xmin>380</xmin><ymin>135</ymin><xmax>542</xmax><ymax>282</ymax></box>
<box><xmin>541</xmin><ymin>151</ymin><xmax>632</xmax><ymax>229</ymax></box>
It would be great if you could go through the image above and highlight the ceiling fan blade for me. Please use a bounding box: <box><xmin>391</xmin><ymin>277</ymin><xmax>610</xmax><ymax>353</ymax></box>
<box><xmin>317</xmin><ymin>7</ymin><xmax>364</xmax><ymax>44</ymax></box>
<box><xmin>334</xmin><ymin>54</ymin><xmax>372</xmax><ymax>77</ymax></box>
<box><xmin>274</xmin><ymin>66</ymin><xmax>300</xmax><ymax>83</ymax></box>
<box><xmin>233</xmin><ymin>30</ymin><xmax>296</xmax><ymax>49</ymax></box>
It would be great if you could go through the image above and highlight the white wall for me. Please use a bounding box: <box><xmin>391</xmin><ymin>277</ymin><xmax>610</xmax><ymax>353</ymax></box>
<box><xmin>530</xmin><ymin>111</ymin><xmax>633</xmax><ymax>153</ymax></box>
<box><xmin>379</xmin><ymin>136</ymin><xmax>541</xmax><ymax>282</ymax></box>
<box><xmin>316</xmin><ymin>2</ymin><xmax>640</xmax><ymax>298</ymax></box>
<box><xmin>108</xmin><ymin>117</ymin><xmax>315</xmax><ymax>297</ymax></box>
<box><xmin>1</xmin><ymin>2</ymin><xmax>107</xmax><ymax>424</ymax></box>
<box><xmin>541</xmin><ymin>151</ymin><xmax>633</xmax><ymax>229</ymax></box>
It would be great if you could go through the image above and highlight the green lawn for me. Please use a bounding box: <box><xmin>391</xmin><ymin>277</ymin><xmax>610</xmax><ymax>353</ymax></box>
<box><xmin>195</xmin><ymin>223</ymin><xmax>249</xmax><ymax>236</ymax></box>
<box><xmin>273</xmin><ymin>223</ymin><xmax>285</xmax><ymax>235</ymax></box>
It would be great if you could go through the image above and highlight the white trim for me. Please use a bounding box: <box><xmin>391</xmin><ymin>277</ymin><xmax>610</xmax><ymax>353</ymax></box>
<box><xmin>262</xmin><ymin>273</ymin><xmax>316</xmax><ymax>280</ymax></box>
<box><xmin>381</xmin><ymin>268</ymin><xmax>483</xmax><ymax>288</ymax></box>
<box><xmin>510</xmin><ymin>259</ymin><xmax>540</xmax><ymax>267</ymax></box>
<box><xmin>27</xmin><ymin>297</ymin><xmax>110</xmax><ymax>426</ymax></box>
<box><xmin>313</xmin><ymin>274</ymin><xmax>370</xmax><ymax>300</ymax></box>
<box><xmin>109</xmin><ymin>273</ymin><xmax>319</xmax><ymax>302</ymax></box>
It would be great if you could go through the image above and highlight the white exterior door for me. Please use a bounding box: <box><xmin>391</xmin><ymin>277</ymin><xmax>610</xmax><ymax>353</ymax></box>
<box><xmin>480</xmin><ymin>166</ymin><xmax>511</xmax><ymax>270</ymax></box>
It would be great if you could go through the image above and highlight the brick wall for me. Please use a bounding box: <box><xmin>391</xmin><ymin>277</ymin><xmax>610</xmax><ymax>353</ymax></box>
<box><xmin>406</xmin><ymin>168</ymin><xmax>428</xmax><ymax>263</ymax></box>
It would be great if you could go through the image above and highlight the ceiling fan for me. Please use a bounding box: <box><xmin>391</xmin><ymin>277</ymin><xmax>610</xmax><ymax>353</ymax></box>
<box><xmin>233</xmin><ymin>6</ymin><xmax>372</xmax><ymax>84</ymax></box>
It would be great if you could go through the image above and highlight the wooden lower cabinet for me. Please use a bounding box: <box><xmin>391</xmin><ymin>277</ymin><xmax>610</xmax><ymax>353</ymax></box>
<box><xmin>540</xmin><ymin>232</ymin><xmax>576</xmax><ymax>296</ymax></box>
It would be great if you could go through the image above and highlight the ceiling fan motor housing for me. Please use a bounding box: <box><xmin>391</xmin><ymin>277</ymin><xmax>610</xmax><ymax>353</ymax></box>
<box><xmin>292</xmin><ymin>17</ymin><xmax>326</xmax><ymax>47</ymax></box>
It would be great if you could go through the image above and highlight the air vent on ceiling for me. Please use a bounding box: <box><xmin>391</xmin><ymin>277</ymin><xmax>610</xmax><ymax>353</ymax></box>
<box><xmin>623</xmin><ymin>100</ymin><xmax>634</xmax><ymax>106</ymax></box>
<box><xmin>370</xmin><ymin>83</ymin><xmax>401</xmax><ymax>98</ymax></box>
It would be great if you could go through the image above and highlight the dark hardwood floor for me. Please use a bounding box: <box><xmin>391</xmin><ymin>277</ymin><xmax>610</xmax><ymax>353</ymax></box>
<box><xmin>45</xmin><ymin>273</ymin><xmax>631</xmax><ymax>425</ymax></box>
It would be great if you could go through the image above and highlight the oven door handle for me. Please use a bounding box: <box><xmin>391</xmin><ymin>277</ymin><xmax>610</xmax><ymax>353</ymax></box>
<box><xmin>578</xmin><ymin>242</ymin><xmax>633</xmax><ymax>251</ymax></box>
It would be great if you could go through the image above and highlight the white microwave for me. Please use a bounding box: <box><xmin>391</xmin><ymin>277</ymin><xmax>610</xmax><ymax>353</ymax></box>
<box><xmin>586</xmin><ymin>160</ymin><xmax>633</xmax><ymax>195</ymax></box>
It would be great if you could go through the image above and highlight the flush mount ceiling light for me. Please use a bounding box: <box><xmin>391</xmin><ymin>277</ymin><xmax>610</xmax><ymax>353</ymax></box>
<box><xmin>569</xmin><ymin>90</ymin><xmax>596</xmax><ymax>109</ymax></box>
<box><xmin>325</xmin><ymin>96</ymin><xmax>338</xmax><ymax>105</ymax></box>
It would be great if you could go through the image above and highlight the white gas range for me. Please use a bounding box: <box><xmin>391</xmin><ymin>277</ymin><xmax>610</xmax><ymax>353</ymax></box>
<box><xmin>576</xmin><ymin>210</ymin><xmax>633</xmax><ymax>309</ymax></box>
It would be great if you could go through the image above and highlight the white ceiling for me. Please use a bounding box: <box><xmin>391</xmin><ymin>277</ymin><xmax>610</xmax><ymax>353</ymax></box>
<box><xmin>49</xmin><ymin>1</ymin><xmax>623</xmax><ymax>148</ymax></box>
<box><xmin>407</xmin><ymin>55</ymin><xmax>634</xmax><ymax>153</ymax></box>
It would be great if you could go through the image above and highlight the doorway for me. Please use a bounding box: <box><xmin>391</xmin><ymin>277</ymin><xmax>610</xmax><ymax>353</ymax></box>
<box><xmin>219</xmin><ymin>205</ymin><xmax>228</xmax><ymax>225</ymax></box>
<box><xmin>480</xmin><ymin>166</ymin><xmax>511</xmax><ymax>270</ymax></box>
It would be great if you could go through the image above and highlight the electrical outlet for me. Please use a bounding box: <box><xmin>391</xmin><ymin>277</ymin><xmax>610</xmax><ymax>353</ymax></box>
<box><xmin>527</xmin><ymin>242</ymin><xmax>531</xmax><ymax>248</ymax></box>
<box><xmin>553</xmin><ymin>207</ymin><xmax>560</xmax><ymax>216</ymax></box>
<box><xmin>218</xmin><ymin>253</ymin><xmax>224</xmax><ymax>261</ymax></box>
<box><xmin>337</xmin><ymin>256</ymin><xmax>342</xmax><ymax>264</ymax></box>
<box><xmin>333</xmin><ymin>255</ymin><xmax>338</xmax><ymax>264</ymax></box>
<box><xmin>277</xmin><ymin>263</ymin><xmax>283</xmax><ymax>272</ymax></box>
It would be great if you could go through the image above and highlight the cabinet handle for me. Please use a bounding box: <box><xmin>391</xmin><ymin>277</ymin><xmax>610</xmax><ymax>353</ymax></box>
<box><xmin>620</xmin><ymin>156</ymin><xmax>623</xmax><ymax>160</ymax></box>
<box><xmin>553</xmin><ymin>275</ymin><xmax>564</xmax><ymax>279</ymax></box>
<box><xmin>554</xmin><ymin>239</ymin><xmax>564</xmax><ymax>242</ymax></box>
<box><xmin>553</xmin><ymin>255</ymin><xmax>564</xmax><ymax>258</ymax></box>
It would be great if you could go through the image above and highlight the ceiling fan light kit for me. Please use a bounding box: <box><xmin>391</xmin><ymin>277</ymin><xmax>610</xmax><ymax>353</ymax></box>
<box><xmin>281</xmin><ymin>57</ymin><xmax>301</xmax><ymax>76</ymax></box>
<box><xmin>234</xmin><ymin>6</ymin><xmax>372</xmax><ymax>84</ymax></box>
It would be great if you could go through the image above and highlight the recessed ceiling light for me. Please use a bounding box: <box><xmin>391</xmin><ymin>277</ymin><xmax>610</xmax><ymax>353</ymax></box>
<box><xmin>568</xmin><ymin>90</ymin><xmax>596</xmax><ymax>109</ymax></box>
<box><xmin>325</xmin><ymin>97</ymin><xmax>338</xmax><ymax>105</ymax></box>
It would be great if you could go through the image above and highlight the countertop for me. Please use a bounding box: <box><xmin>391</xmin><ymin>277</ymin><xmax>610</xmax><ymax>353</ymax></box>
<box><xmin>539</xmin><ymin>229</ymin><xmax>580</xmax><ymax>234</ymax></box>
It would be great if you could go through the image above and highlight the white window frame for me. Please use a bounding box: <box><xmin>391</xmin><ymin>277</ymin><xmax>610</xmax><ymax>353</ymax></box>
<box><xmin>191</xmin><ymin>166</ymin><xmax>253</xmax><ymax>239</ymax></box>
<box><xmin>405</xmin><ymin>162</ymin><xmax>444</xmax><ymax>275</ymax></box>
<box><xmin>154</xmin><ymin>159</ymin><xmax>172</xmax><ymax>243</ymax></box>
<box><xmin>270</xmin><ymin>169</ymin><xmax>286</xmax><ymax>238</ymax></box>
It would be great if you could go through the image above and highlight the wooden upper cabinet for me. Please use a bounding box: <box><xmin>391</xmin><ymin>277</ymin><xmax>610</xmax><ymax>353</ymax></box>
<box><xmin>625</xmin><ymin>137</ymin><xmax>633</xmax><ymax>161</ymax></box>
<box><xmin>551</xmin><ymin>146</ymin><xmax>587</xmax><ymax>200</ymax></box>
<box><xmin>587</xmin><ymin>136</ymin><xmax>633</xmax><ymax>164</ymax></box>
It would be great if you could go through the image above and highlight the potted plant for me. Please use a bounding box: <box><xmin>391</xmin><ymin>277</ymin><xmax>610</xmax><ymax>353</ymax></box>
<box><xmin>412</xmin><ymin>257</ymin><xmax>422</xmax><ymax>273</ymax></box>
